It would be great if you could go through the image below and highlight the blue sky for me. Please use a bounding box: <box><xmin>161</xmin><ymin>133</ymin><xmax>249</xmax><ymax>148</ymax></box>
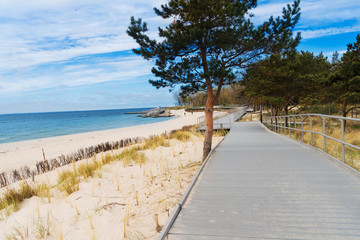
<box><xmin>0</xmin><ymin>0</ymin><xmax>359</xmax><ymax>114</ymax></box>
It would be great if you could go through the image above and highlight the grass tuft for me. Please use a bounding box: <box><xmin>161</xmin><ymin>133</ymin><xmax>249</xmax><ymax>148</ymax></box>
<box><xmin>154</xmin><ymin>213</ymin><xmax>162</xmax><ymax>233</ymax></box>
<box><xmin>101</xmin><ymin>153</ymin><xmax>114</xmax><ymax>165</ymax></box>
<box><xmin>35</xmin><ymin>183</ymin><xmax>52</xmax><ymax>203</ymax></box>
<box><xmin>5</xmin><ymin>223</ymin><xmax>29</xmax><ymax>240</ymax></box>
<box><xmin>140</xmin><ymin>136</ymin><xmax>169</xmax><ymax>150</ymax></box>
<box><xmin>78</xmin><ymin>159</ymin><xmax>102</xmax><ymax>179</ymax></box>
<box><xmin>35</xmin><ymin>214</ymin><xmax>52</xmax><ymax>239</ymax></box>
<box><xmin>213</xmin><ymin>129</ymin><xmax>229</xmax><ymax>137</ymax></box>
<box><xmin>119</xmin><ymin>148</ymin><xmax>146</xmax><ymax>166</ymax></box>
<box><xmin>57</xmin><ymin>170</ymin><xmax>80</xmax><ymax>195</ymax></box>
<box><xmin>170</xmin><ymin>131</ymin><xmax>192</xmax><ymax>142</ymax></box>
<box><xmin>0</xmin><ymin>182</ymin><xmax>47</xmax><ymax>213</ymax></box>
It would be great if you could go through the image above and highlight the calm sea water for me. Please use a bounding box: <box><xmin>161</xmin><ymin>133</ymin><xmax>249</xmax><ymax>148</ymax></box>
<box><xmin>0</xmin><ymin>108</ymin><xmax>172</xmax><ymax>144</ymax></box>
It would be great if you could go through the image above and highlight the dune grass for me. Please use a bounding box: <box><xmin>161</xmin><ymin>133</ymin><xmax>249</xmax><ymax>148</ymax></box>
<box><xmin>139</xmin><ymin>135</ymin><xmax>169</xmax><ymax>150</ymax></box>
<box><xmin>34</xmin><ymin>214</ymin><xmax>52</xmax><ymax>239</ymax></box>
<box><xmin>0</xmin><ymin>181</ymin><xmax>52</xmax><ymax>215</ymax></box>
<box><xmin>78</xmin><ymin>159</ymin><xmax>102</xmax><ymax>179</ymax></box>
<box><xmin>5</xmin><ymin>223</ymin><xmax>29</xmax><ymax>240</ymax></box>
<box><xmin>213</xmin><ymin>129</ymin><xmax>229</xmax><ymax>137</ymax></box>
<box><xmin>0</xmin><ymin>128</ymin><xmax>215</xmax><ymax>219</ymax></box>
<box><xmin>101</xmin><ymin>153</ymin><xmax>115</xmax><ymax>165</ymax></box>
<box><xmin>35</xmin><ymin>183</ymin><xmax>52</xmax><ymax>203</ymax></box>
<box><xmin>119</xmin><ymin>147</ymin><xmax>146</xmax><ymax>167</ymax></box>
<box><xmin>57</xmin><ymin>169</ymin><xmax>80</xmax><ymax>195</ymax></box>
<box><xmin>170</xmin><ymin>131</ymin><xmax>192</xmax><ymax>142</ymax></box>
<box><xmin>0</xmin><ymin>144</ymin><xmax>148</xmax><ymax>214</ymax></box>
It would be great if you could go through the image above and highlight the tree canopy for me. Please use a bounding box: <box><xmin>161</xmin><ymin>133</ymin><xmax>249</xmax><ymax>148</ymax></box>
<box><xmin>127</xmin><ymin>0</ymin><xmax>301</xmax><ymax>158</ymax></box>
<box><xmin>327</xmin><ymin>34</ymin><xmax>360</xmax><ymax>117</ymax></box>
<box><xmin>244</xmin><ymin>51</ymin><xmax>330</xmax><ymax>116</ymax></box>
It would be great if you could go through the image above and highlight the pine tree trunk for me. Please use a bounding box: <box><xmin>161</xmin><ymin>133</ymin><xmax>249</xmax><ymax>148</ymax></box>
<box><xmin>203</xmin><ymin>84</ymin><xmax>214</xmax><ymax>160</ymax></box>
<box><xmin>342</xmin><ymin>100</ymin><xmax>347</xmax><ymax>131</ymax></box>
<box><xmin>284</xmin><ymin>105</ymin><xmax>289</xmax><ymax>127</ymax></box>
<box><xmin>199</xmin><ymin>46</ymin><xmax>214</xmax><ymax>160</ymax></box>
<box><xmin>203</xmin><ymin>104</ymin><xmax>214</xmax><ymax>160</ymax></box>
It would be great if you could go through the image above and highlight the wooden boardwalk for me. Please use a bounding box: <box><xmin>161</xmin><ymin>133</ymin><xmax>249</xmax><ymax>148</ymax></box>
<box><xmin>198</xmin><ymin>109</ymin><xmax>246</xmax><ymax>131</ymax></box>
<box><xmin>166</xmin><ymin>122</ymin><xmax>360</xmax><ymax>239</ymax></box>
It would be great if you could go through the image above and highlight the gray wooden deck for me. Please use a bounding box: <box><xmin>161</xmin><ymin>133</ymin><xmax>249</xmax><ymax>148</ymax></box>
<box><xmin>167</xmin><ymin>121</ymin><xmax>360</xmax><ymax>239</ymax></box>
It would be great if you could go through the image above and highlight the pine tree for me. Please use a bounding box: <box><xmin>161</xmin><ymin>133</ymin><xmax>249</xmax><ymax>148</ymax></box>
<box><xmin>127</xmin><ymin>0</ymin><xmax>301</xmax><ymax>159</ymax></box>
<box><xmin>328</xmin><ymin>34</ymin><xmax>360</xmax><ymax>119</ymax></box>
<box><xmin>244</xmin><ymin>51</ymin><xmax>330</xmax><ymax>117</ymax></box>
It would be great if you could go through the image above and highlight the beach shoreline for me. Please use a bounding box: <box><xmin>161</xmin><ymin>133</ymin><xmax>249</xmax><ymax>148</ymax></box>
<box><xmin>0</xmin><ymin>109</ymin><xmax>226</xmax><ymax>173</ymax></box>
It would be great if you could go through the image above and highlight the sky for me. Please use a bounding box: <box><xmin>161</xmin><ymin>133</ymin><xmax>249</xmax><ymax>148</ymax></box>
<box><xmin>0</xmin><ymin>0</ymin><xmax>359</xmax><ymax>114</ymax></box>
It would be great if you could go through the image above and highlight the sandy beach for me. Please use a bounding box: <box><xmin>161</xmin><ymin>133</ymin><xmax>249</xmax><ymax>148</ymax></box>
<box><xmin>0</xmin><ymin>109</ymin><xmax>226</xmax><ymax>173</ymax></box>
<box><xmin>0</xmin><ymin>109</ymin><xmax>225</xmax><ymax>239</ymax></box>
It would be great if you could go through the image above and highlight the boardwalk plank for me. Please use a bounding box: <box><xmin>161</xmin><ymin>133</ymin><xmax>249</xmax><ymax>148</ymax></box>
<box><xmin>166</xmin><ymin>122</ymin><xmax>360</xmax><ymax>239</ymax></box>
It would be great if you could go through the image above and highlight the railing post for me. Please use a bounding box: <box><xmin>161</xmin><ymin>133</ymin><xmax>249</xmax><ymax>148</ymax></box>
<box><xmin>294</xmin><ymin>116</ymin><xmax>297</xmax><ymax>140</ymax></box>
<box><xmin>273</xmin><ymin>117</ymin><xmax>276</xmax><ymax>132</ymax></box>
<box><xmin>283</xmin><ymin>117</ymin><xmax>286</xmax><ymax>136</ymax></box>
<box><xmin>340</xmin><ymin>119</ymin><xmax>345</xmax><ymax>163</ymax></box>
<box><xmin>278</xmin><ymin>117</ymin><xmax>281</xmax><ymax>133</ymax></box>
<box><xmin>309</xmin><ymin>116</ymin><xmax>313</xmax><ymax>146</ymax></box>
<box><xmin>273</xmin><ymin>116</ymin><xmax>276</xmax><ymax>132</ymax></box>
<box><xmin>300</xmin><ymin>116</ymin><xmax>304</xmax><ymax>143</ymax></box>
<box><xmin>288</xmin><ymin>116</ymin><xmax>291</xmax><ymax>138</ymax></box>
<box><xmin>321</xmin><ymin>116</ymin><xmax>326</xmax><ymax>152</ymax></box>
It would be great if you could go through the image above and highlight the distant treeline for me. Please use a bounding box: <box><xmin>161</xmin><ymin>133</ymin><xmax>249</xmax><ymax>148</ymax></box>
<box><xmin>174</xmin><ymin>83</ymin><xmax>247</xmax><ymax>107</ymax></box>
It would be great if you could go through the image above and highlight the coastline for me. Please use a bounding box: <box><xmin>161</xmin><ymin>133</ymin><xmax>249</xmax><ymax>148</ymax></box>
<box><xmin>0</xmin><ymin>109</ymin><xmax>226</xmax><ymax>173</ymax></box>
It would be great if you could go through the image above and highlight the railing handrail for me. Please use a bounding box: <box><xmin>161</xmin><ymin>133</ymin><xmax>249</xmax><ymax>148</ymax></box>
<box><xmin>267</xmin><ymin>113</ymin><xmax>360</xmax><ymax>122</ymax></box>
<box><xmin>197</xmin><ymin>115</ymin><xmax>205</xmax><ymax>124</ymax></box>
<box><xmin>262</xmin><ymin>113</ymin><xmax>360</xmax><ymax>166</ymax></box>
<box><xmin>197</xmin><ymin>110</ymin><xmax>246</xmax><ymax>129</ymax></box>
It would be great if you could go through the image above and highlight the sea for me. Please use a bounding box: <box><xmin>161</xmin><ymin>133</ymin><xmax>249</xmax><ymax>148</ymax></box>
<box><xmin>0</xmin><ymin>108</ymin><xmax>173</xmax><ymax>144</ymax></box>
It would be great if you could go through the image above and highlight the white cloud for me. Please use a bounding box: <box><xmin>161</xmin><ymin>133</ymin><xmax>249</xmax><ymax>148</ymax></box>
<box><xmin>252</xmin><ymin>0</ymin><xmax>360</xmax><ymax>38</ymax></box>
<box><xmin>0</xmin><ymin>33</ymin><xmax>137</xmax><ymax>69</ymax></box>
<box><xmin>253</xmin><ymin>0</ymin><xmax>360</xmax><ymax>22</ymax></box>
<box><xmin>301</xmin><ymin>25</ymin><xmax>360</xmax><ymax>39</ymax></box>
<box><xmin>0</xmin><ymin>55</ymin><xmax>153</xmax><ymax>94</ymax></box>
<box><xmin>0</xmin><ymin>0</ymin><xmax>171</xmax><ymax>97</ymax></box>
<box><xmin>0</xmin><ymin>0</ymin><xmax>167</xmax><ymax>68</ymax></box>
<box><xmin>300</xmin><ymin>0</ymin><xmax>360</xmax><ymax>24</ymax></box>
